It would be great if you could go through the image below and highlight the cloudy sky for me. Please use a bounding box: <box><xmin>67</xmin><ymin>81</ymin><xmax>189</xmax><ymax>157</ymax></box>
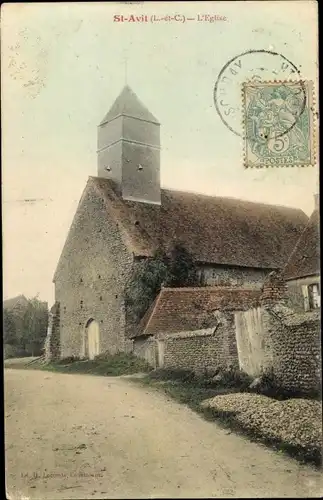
<box><xmin>2</xmin><ymin>1</ymin><xmax>318</xmax><ymax>304</ymax></box>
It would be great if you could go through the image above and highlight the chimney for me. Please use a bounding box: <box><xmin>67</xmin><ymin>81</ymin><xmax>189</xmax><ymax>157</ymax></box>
<box><xmin>314</xmin><ymin>193</ymin><xmax>319</xmax><ymax>212</ymax></box>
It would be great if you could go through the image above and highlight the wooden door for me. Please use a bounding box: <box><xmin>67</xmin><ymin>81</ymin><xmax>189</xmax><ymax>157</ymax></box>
<box><xmin>87</xmin><ymin>321</ymin><xmax>100</xmax><ymax>360</ymax></box>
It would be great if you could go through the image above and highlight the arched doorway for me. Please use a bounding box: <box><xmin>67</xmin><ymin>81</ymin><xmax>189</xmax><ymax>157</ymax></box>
<box><xmin>86</xmin><ymin>319</ymin><xmax>100</xmax><ymax>360</ymax></box>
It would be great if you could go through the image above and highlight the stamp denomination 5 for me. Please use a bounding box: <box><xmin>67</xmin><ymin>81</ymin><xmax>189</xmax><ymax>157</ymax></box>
<box><xmin>242</xmin><ymin>81</ymin><xmax>315</xmax><ymax>168</ymax></box>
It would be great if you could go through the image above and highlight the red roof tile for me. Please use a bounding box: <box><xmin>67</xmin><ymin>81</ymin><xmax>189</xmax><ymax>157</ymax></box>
<box><xmin>131</xmin><ymin>287</ymin><xmax>261</xmax><ymax>337</ymax></box>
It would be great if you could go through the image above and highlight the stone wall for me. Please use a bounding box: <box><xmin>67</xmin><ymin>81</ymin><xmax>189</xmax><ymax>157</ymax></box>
<box><xmin>158</xmin><ymin>313</ymin><xmax>239</xmax><ymax>374</ymax></box>
<box><xmin>54</xmin><ymin>182</ymin><xmax>134</xmax><ymax>358</ymax></box>
<box><xmin>262</xmin><ymin>305</ymin><xmax>321</xmax><ymax>393</ymax></box>
<box><xmin>235</xmin><ymin>305</ymin><xmax>321</xmax><ymax>393</ymax></box>
<box><xmin>235</xmin><ymin>272</ymin><xmax>321</xmax><ymax>393</ymax></box>
<box><xmin>198</xmin><ymin>264</ymin><xmax>271</xmax><ymax>289</ymax></box>
<box><xmin>45</xmin><ymin>302</ymin><xmax>61</xmax><ymax>361</ymax></box>
<box><xmin>260</xmin><ymin>270</ymin><xmax>288</xmax><ymax>305</ymax></box>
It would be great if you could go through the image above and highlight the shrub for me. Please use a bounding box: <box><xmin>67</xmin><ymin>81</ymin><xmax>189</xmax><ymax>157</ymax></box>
<box><xmin>247</xmin><ymin>367</ymin><xmax>314</xmax><ymax>400</ymax></box>
<box><xmin>200</xmin><ymin>366</ymin><xmax>252</xmax><ymax>391</ymax></box>
<box><xmin>56</xmin><ymin>356</ymin><xmax>80</xmax><ymax>364</ymax></box>
<box><xmin>148</xmin><ymin>368</ymin><xmax>196</xmax><ymax>383</ymax></box>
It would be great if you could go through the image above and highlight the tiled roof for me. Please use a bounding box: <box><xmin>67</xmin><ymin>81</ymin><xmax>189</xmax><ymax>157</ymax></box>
<box><xmin>131</xmin><ymin>287</ymin><xmax>261</xmax><ymax>338</ymax></box>
<box><xmin>283</xmin><ymin>207</ymin><xmax>320</xmax><ymax>280</ymax></box>
<box><xmin>99</xmin><ymin>85</ymin><xmax>159</xmax><ymax>125</ymax></box>
<box><xmin>92</xmin><ymin>177</ymin><xmax>308</xmax><ymax>269</ymax></box>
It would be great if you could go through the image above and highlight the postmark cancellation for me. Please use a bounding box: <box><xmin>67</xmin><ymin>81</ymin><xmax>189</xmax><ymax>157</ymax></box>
<box><xmin>242</xmin><ymin>81</ymin><xmax>315</xmax><ymax>168</ymax></box>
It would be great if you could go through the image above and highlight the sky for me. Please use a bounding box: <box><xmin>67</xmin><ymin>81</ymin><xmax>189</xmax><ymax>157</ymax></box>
<box><xmin>2</xmin><ymin>1</ymin><xmax>319</xmax><ymax>304</ymax></box>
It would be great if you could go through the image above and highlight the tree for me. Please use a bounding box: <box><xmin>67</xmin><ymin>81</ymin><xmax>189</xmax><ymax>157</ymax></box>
<box><xmin>3</xmin><ymin>296</ymin><xmax>48</xmax><ymax>357</ymax></box>
<box><xmin>125</xmin><ymin>249</ymin><xmax>169</xmax><ymax>323</ymax></box>
<box><xmin>3</xmin><ymin>309</ymin><xmax>17</xmax><ymax>345</ymax></box>
<box><xmin>125</xmin><ymin>244</ymin><xmax>199</xmax><ymax>325</ymax></box>
<box><xmin>166</xmin><ymin>243</ymin><xmax>198</xmax><ymax>287</ymax></box>
<box><xmin>20</xmin><ymin>297</ymin><xmax>48</xmax><ymax>356</ymax></box>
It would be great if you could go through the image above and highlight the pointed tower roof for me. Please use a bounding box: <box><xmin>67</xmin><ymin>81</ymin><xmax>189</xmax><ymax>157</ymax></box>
<box><xmin>100</xmin><ymin>85</ymin><xmax>159</xmax><ymax>126</ymax></box>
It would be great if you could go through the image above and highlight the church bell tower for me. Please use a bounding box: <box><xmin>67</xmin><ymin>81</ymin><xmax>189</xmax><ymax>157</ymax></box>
<box><xmin>97</xmin><ymin>85</ymin><xmax>161</xmax><ymax>204</ymax></box>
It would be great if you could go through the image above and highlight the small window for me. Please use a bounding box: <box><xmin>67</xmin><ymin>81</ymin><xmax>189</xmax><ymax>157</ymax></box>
<box><xmin>98</xmin><ymin>274</ymin><xmax>101</xmax><ymax>279</ymax></box>
<box><xmin>100</xmin><ymin>296</ymin><xmax>103</xmax><ymax>301</ymax></box>
<box><xmin>308</xmin><ymin>283</ymin><xmax>320</xmax><ymax>310</ymax></box>
<box><xmin>80</xmin><ymin>278</ymin><xmax>83</xmax><ymax>283</ymax></box>
<box><xmin>303</xmin><ymin>283</ymin><xmax>320</xmax><ymax>311</ymax></box>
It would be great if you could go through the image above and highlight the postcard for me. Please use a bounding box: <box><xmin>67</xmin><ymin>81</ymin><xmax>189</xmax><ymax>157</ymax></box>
<box><xmin>2</xmin><ymin>1</ymin><xmax>321</xmax><ymax>499</ymax></box>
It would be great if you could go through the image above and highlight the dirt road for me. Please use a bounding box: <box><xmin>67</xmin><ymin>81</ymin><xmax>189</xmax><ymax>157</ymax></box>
<box><xmin>5</xmin><ymin>368</ymin><xmax>323</xmax><ymax>499</ymax></box>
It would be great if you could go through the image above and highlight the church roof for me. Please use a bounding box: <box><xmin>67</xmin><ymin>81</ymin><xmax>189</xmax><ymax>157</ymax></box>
<box><xmin>99</xmin><ymin>85</ymin><xmax>159</xmax><ymax>126</ymax></box>
<box><xmin>283</xmin><ymin>206</ymin><xmax>320</xmax><ymax>280</ymax></box>
<box><xmin>91</xmin><ymin>177</ymin><xmax>308</xmax><ymax>270</ymax></box>
<box><xmin>131</xmin><ymin>287</ymin><xmax>261</xmax><ymax>338</ymax></box>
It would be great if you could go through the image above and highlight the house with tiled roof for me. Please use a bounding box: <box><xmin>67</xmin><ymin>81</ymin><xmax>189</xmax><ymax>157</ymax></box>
<box><xmin>130</xmin><ymin>287</ymin><xmax>263</xmax><ymax>369</ymax></box>
<box><xmin>53</xmin><ymin>85</ymin><xmax>309</xmax><ymax>361</ymax></box>
<box><xmin>283</xmin><ymin>195</ymin><xmax>320</xmax><ymax>312</ymax></box>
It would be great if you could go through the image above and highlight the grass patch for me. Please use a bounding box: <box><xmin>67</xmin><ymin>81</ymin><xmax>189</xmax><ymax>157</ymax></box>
<box><xmin>5</xmin><ymin>352</ymin><xmax>151</xmax><ymax>377</ymax></box>
<box><xmin>132</xmin><ymin>368</ymin><xmax>250</xmax><ymax>414</ymax></box>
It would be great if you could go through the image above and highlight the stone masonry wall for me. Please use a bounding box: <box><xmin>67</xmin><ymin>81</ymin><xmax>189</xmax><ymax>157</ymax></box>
<box><xmin>159</xmin><ymin>314</ymin><xmax>239</xmax><ymax>374</ymax></box>
<box><xmin>44</xmin><ymin>302</ymin><xmax>60</xmax><ymax>361</ymax></box>
<box><xmin>262</xmin><ymin>305</ymin><xmax>321</xmax><ymax>393</ymax></box>
<box><xmin>198</xmin><ymin>264</ymin><xmax>271</xmax><ymax>289</ymax></box>
<box><xmin>236</xmin><ymin>271</ymin><xmax>321</xmax><ymax>393</ymax></box>
<box><xmin>54</xmin><ymin>182</ymin><xmax>134</xmax><ymax>358</ymax></box>
<box><xmin>260</xmin><ymin>270</ymin><xmax>288</xmax><ymax>305</ymax></box>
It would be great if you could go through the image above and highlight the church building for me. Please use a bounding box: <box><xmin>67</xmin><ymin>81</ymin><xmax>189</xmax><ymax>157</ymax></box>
<box><xmin>53</xmin><ymin>85</ymin><xmax>308</xmax><ymax>360</ymax></box>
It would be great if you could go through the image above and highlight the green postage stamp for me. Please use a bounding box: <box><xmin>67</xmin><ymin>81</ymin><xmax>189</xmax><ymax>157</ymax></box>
<box><xmin>242</xmin><ymin>81</ymin><xmax>315</xmax><ymax>168</ymax></box>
